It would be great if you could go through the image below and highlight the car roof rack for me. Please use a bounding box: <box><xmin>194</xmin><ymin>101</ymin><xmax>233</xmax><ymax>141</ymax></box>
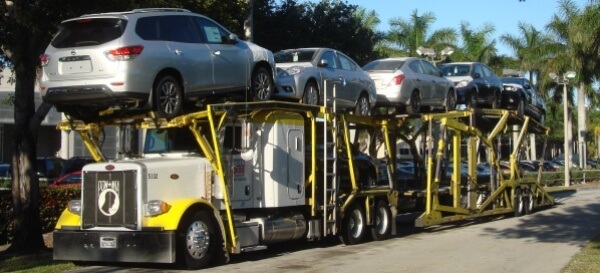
<box><xmin>131</xmin><ymin>8</ymin><xmax>191</xmax><ymax>13</ymax></box>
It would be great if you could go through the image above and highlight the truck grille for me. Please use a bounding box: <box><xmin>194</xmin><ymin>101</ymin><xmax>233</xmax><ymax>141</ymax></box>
<box><xmin>82</xmin><ymin>170</ymin><xmax>137</xmax><ymax>229</ymax></box>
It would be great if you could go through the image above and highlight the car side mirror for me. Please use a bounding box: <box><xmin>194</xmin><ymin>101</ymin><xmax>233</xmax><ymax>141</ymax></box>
<box><xmin>228</xmin><ymin>33</ymin><xmax>238</xmax><ymax>44</ymax></box>
<box><xmin>473</xmin><ymin>73</ymin><xmax>481</xmax><ymax>79</ymax></box>
<box><xmin>318</xmin><ymin>59</ymin><xmax>329</xmax><ymax>67</ymax></box>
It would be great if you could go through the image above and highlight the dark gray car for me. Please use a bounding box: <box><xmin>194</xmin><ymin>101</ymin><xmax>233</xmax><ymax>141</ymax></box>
<box><xmin>439</xmin><ymin>62</ymin><xmax>504</xmax><ymax>109</ymax></box>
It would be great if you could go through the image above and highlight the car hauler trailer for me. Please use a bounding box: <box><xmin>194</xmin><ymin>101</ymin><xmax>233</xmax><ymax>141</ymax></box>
<box><xmin>51</xmin><ymin>101</ymin><xmax>554</xmax><ymax>269</ymax></box>
<box><xmin>52</xmin><ymin>101</ymin><xmax>400</xmax><ymax>269</ymax></box>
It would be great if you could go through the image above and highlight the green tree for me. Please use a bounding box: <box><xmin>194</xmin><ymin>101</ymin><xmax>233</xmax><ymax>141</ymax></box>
<box><xmin>500</xmin><ymin>22</ymin><xmax>553</xmax><ymax>82</ymax></box>
<box><xmin>455</xmin><ymin>21</ymin><xmax>497</xmax><ymax>63</ymax></box>
<box><xmin>386</xmin><ymin>9</ymin><xmax>457</xmax><ymax>57</ymax></box>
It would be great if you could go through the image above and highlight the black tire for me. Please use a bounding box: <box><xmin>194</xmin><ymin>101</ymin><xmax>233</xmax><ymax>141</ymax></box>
<box><xmin>251</xmin><ymin>67</ymin><xmax>273</xmax><ymax>101</ymax></box>
<box><xmin>302</xmin><ymin>81</ymin><xmax>319</xmax><ymax>105</ymax></box>
<box><xmin>514</xmin><ymin>188</ymin><xmax>524</xmax><ymax>217</ymax></box>
<box><xmin>517</xmin><ymin>98</ymin><xmax>525</xmax><ymax>118</ymax></box>
<box><xmin>466</xmin><ymin>91</ymin><xmax>478</xmax><ymax>110</ymax></box>
<box><xmin>154</xmin><ymin>75</ymin><xmax>183</xmax><ymax>119</ymax></box>
<box><xmin>355</xmin><ymin>95</ymin><xmax>371</xmax><ymax>116</ymax></box>
<box><xmin>339</xmin><ymin>202</ymin><xmax>366</xmax><ymax>245</ymax></box>
<box><xmin>177</xmin><ymin>210</ymin><xmax>227</xmax><ymax>270</ymax></box>
<box><xmin>445</xmin><ymin>89</ymin><xmax>456</xmax><ymax>112</ymax></box>
<box><xmin>406</xmin><ymin>90</ymin><xmax>420</xmax><ymax>115</ymax></box>
<box><xmin>524</xmin><ymin>188</ymin><xmax>535</xmax><ymax>215</ymax></box>
<box><xmin>370</xmin><ymin>200</ymin><xmax>392</xmax><ymax>241</ymax></box>
<box><xmin>491</xmin><ymin>92</ymin><xmax>500</xmax><ymax>109</ymax></box>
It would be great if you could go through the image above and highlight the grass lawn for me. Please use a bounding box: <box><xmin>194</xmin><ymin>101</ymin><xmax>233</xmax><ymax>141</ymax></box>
<box><xmin>0</xmin><ymin>252</ymin><xmax>80</xmax><ymax>273</ymax></box>
<box><xmin>562</xmin><ymin>235</ymin><xmax>600</xmax><ymax>273</ymax></box>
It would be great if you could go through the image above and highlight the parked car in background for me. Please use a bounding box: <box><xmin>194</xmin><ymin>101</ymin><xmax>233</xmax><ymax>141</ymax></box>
<box><xmin>438</xmin><ymin>62</ymin><xmax>503</xmax><ymax>109</ymax></box>
<box><xmin>273</xmin><ymin>48</ymin><xmax>376</xmax><ymax>115</ymax></box>
<box><xmin>50</xmin><ymin>171</ymin><xmax>82</xmax><ymax>187</ymax></box>
<box><xmin>362</xmin><ymin>57</ymin><xmax>456</xmax><ymax>114</ymax></box>
<box><xmin>61</xmin><ymin>156</ymin><xmax>95</xmax><ymax>177</ymax></box>
<box><xmin>40</xmin><ymin>8</ymin><xmax>276</xmax><ymax>121</ymax></box>
<box><xmin>500</xmin><ymin>77</ymin><xmax>546</xmax><ymax>125</ymax></box>
<box><xmin>37</xmin><ymin>157</ymin><xmax>65</xmax><ymax>184</ymax></box>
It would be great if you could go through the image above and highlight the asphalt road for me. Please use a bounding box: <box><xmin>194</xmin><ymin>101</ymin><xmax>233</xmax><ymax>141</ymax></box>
<box><xmin>69</xmin><ymin>187</ymin><xmax>600</xmax><ymax>273</ymax></box>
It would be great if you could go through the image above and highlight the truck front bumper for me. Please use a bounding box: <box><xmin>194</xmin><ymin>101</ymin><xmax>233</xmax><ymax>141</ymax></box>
<box><xmin>53</xmin><ymin>230</ymin><xmax>176</xmax><ymax>263</ymax></box>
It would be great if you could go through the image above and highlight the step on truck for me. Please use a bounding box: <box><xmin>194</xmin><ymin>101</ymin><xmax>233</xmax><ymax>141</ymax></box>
<box><xmin>52</xmin><ymin>101</ymin><xmax>399</xmax><ymax>269</ymax></box>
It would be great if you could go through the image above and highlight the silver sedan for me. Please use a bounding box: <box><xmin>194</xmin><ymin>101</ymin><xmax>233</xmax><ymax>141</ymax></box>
<box><xmin>362</xmin><ymin>57</ymin><xmax>456</xmax><ymax>114</ymax></box>
<box><xmin>273</xmin><ymin>48</ymin><xmax>376</xmax><ymax>115</ymax></box>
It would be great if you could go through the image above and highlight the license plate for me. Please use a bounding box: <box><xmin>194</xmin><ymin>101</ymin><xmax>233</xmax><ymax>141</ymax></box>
<box><xmin>100</xmin><ymin>236</ymin><xmax>117</xmax><ymax>249</ymax></box>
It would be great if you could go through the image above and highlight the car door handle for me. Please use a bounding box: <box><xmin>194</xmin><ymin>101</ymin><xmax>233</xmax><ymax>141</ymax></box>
<box><xmin>174</xmin><ymin>50</ymin><xmax>182</xmax><ymax>55</ymax></box>
<box><xmin>213</xmin><ymin>51</ymin><xmax>221</xmax><ymax>56</ymax></box>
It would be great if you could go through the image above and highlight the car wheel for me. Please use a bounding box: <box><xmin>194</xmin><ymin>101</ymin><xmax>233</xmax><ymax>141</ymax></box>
<box><xmin>514</xmin><ymin>188</ymin><xmax>524</xmax><ymax>217</ymax></box>
<box><xmin>406</xmin><ymin>90</ymin><xmax>420</xmax><ymax>115</ymax></box>
<box><xmin>370</xmin><ymin>200</ymin><xmax>392</xmax><ymax>241</ymax></box>
<box><xmin>302</xmin><ymin>81</ymin><xmax>319</xmax><ymax>105</ymax></box>
<box><xmin>154</xmin><ymin>75</ymin><xmax>183</xmax><ymax>119</ymax></box>
<box><xmin>491</xmin><ymin>92</ymin><xmax>500</xmax><ymax>109</ymax></box>
<box><xmin>355</xmin><ymin>95</ymin><xmax>371</xmax><ymax>116</ymax></box>
<box><xmin>445</xmin><ymin>89</ymin><xmax>456</xmax><ymax>112</ymax></box>
<box><xmin>517</xmin><ymin>98</ymin><xmax>525</xmax><ymax>118</ymax></box>
<box><xmin>467</xmin><ymin>90</ymin><xmax>478</xmax><ymax>110</ymax></box>
<box><xmin>177</xmin><ymin>210</ymin><xmax>227</xmax><ymax>270</ymax></box>
<box><xmin>339</xmin><ymin>202</ymin><xmax>366</xmax><ymax>245</ymax></box>
<box><xmin>251</xmin><ymin>67</ymin><xmax>273</xmax><ymax>101</ymax></box>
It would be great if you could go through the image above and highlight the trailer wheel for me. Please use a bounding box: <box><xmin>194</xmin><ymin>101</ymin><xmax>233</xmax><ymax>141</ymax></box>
<box><xmin>340</xmin><ymin>202</ymin><xmax>366</xmax><ymax>245</ymax></box>
<box><xmin>514</xmin><ymin>188</ymin><xmax>525</xmax><ymax>217</ymax></box>
<box><xmin>154</xmin><ymin>75</ymin><xmax>183</xmax><ymax>119</ymax></box>
<box><xmin>177</xmin><ymin>210</ymin><xmax>223</xmax><ymax>270</ymax></box>
<box><xmin>370</xmin><ymin>200</ymin><xmax>392</xmax><ymax>241</ymax></box>
<box><xmin>524</xmin><ymin>188</ymin><xmax>535</xmax><ymax>215</ymax></box>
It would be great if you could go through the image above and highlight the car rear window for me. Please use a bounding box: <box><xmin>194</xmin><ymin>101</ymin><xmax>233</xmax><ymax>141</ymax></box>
<box><xmin>274</xmin><ymin>50</ymin><xmax>317</xmax><ymax>63</ymax></box>
<box><xmin>362</xmin><ymin>60</ymin><xmax>405</xmax><ymax>71</ymax></box>
<box><xmin>51</xmin><ymin>18</ymin><xmax>127</xmax><ymax>48</ymax></box>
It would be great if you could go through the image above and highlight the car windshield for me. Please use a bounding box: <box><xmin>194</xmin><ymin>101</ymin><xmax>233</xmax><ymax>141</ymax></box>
<box><xmin>501</xmin><ymin>77</ymin><xmax>525</xmax><ymax>85</ymax></box>
<box><xmin>51</xmin><ymin>18</ymin><xmax>127</xmax><ymax>48</ymax></box>
<box><xmin>274</xmin><ymin>50</ymin><xmax>317</xmax><ymax>63</ymax></box>
<box><xmin>439</xmin><ymin>64</ymin><xmax>471</xmax><ymax>77</ymax></box>
<box><xmin>362</xmin><ymin>60</ymin><xmax>405</xmax><ymax>71</ymax></box>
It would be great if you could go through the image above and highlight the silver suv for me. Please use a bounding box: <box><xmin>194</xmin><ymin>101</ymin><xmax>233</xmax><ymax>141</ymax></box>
<box><xmin>40</xmin><ymin>8</ymin><xmax>276</xmax><ymax>120</ymax></box>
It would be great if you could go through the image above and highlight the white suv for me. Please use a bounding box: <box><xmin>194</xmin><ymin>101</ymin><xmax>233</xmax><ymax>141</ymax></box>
<box><xmin>40</xmin><ymin>8</ymin><xmax>276</xmax><ymax>120</ymax></box>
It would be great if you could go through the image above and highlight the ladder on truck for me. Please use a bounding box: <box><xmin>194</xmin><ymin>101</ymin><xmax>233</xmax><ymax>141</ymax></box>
<box><xmin>323</xmin><ymin>80</ymin><xmax>338</xmax><ymax>235</ymax></box>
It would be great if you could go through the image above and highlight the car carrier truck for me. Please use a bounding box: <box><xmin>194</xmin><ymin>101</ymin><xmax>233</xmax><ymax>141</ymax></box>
<box><xmin>52</xmin><ymin>99</ymin><xmax>555</xmax><ymax>269</ymax></box>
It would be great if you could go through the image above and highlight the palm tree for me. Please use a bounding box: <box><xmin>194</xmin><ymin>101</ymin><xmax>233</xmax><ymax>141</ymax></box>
<box><xmin>541</xmin><ymin>0</ymin><xmax>600</xmax><ymax>167</ymax></box>
<box><xmin>386</xmin><ymin>9</ymin><xmax>457</xmax><ymax>57</ymax></box>
<box><xmin>456</xmin><ymin>21</ymin><xmax>497</xmax><ymax>63</ymax></box>
<box><xmin>500</xmin><ymin>22</ymin><xmax>553</xmax><ymax>82</ymax></box>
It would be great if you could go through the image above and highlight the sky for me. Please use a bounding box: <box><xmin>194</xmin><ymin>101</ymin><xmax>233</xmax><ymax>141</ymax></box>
<box><xmin>307</xmin><ymin>0</ymin><xmax>591</xmax><ymax>56</ymax></box>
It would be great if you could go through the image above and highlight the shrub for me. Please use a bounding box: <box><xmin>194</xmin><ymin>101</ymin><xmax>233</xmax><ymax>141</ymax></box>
<box><xmin>0</xmin><ymin>186</ymin><xmax>80</xmax><ymax>245</ymax></box>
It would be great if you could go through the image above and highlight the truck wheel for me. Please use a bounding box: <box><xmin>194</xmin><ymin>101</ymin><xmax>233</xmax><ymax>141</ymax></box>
<box><xmin>514</xmin><ymin>188</ymin><xmax>524</xmax><ymax>217</ymax></box>
<box><xmin>524</xmin><ymin>188</ymin><xmax>535</xmax><ymax>215</ymax></box>
<box><xmin>154</xmin><ymin>75</ymin><xmax>183</xmax><ymax>119</ymax></box>
<box><xmin>340</xmin><ymin>202</ymin><xmax>366</xmax><ymax>245</ymax></box>
<box><xmin>251</xmin><ymin>67</ymin><xmax>273</xmax><ymax>101</ymax></box>
<box><xmin>177</xmin><ymin>211</ymin><xmax>224</xmax><ymax>270</ymax></box>
<box><xmin>370</xmin><ymin>200</ymin><xmax>392</xmax><ymax>241</ymax></box>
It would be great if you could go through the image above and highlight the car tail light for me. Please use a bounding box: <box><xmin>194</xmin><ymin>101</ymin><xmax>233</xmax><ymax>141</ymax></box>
<box><xmin>104</xmin><ymin>45</ymin><xmax>144</xmax><ymax>61</ymax></box>
<box><xmin>393</xmin><ymin>75</ymin><xmax>404</xmax><ymax>85</ymax></box>
<box><xmin>40</xmin><ymin>54</ymin><xmax>50</xmax><ymax>67</ymax></box>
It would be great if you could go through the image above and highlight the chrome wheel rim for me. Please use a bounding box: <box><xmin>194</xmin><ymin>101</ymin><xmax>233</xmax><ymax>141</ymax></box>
<box><xmin>374</xmin><ymin>206</ymin><xmax>389</xmax><ymax>235</ymax></box>
<box><xmin>186</xmin><ymin>220</ymin><xmax>210</xmax><ymax>259</ymax></box>
<box><xmin>357</xmin><ymin>97</ymin><xmax>370</xmax><ymax>115</ymax></box>
<box><xmin>349</xmin><ymin>208</ymin><xmax>364</xmax><ymax>239</ymax></box>
<box><xmin>306</xmin><ymin>85</ymin><xmax>318</xmax><ymax>105</ymax></box>
<box><xmin>253</xmin><ymin>71</ymin><xmax>272</xmax><ymax>100</ymax></box>
<box><xmin>158</xmin><ymin>81</ymin><xmax>180</xmax><ymax>115</ymax></box>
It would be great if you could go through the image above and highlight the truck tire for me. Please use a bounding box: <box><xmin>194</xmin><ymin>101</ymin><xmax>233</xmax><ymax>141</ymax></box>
<box><xmin>514</xmin><ymin>188</ymin><xmax>524</xmax><ymax>217</ymax></box>
<box><xmin>177</xmin><ymin>210</ymin><xmax>225</xmax><ymax>270</ymax></box>
<box><xmin>524</xmin><ymin>188</ymin><xmax>535</xmax><ymax>215</ymax></box>
<box><xmin>154</xmin><ymin>75</ymin><xmax>183</xmax><ymax>119</ymax></box>
<box><xmin>339</xmin><ymin>202</ymin><xmax>366</xmax><ymax>245</ymax></box>
<box><xmin>370</xmin><ymin>200</ymin><xmax>392</xmax><ymax>241</ymax></box>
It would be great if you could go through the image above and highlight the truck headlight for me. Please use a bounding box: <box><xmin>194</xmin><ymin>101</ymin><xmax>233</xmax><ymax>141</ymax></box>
<box><xmin>145</xmin><ymin>200</ymin><xmax>171</xmax><ymax>216</ymax></box>
<box><xmin>68</xmin><ymin>200</ymin><xmax>82</xmax><ymax>215</ymax></box>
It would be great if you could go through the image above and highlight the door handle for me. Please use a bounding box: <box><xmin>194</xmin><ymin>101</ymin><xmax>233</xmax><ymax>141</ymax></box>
<box><xmin>213</xmin><ymin>51</ymin><xmax>221</xmax><ymax>56</ymax></box>
<box><xmin>174</xmin><ymin>50</ymin><xmax>182</xmax><ymax>55</ymax></box>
